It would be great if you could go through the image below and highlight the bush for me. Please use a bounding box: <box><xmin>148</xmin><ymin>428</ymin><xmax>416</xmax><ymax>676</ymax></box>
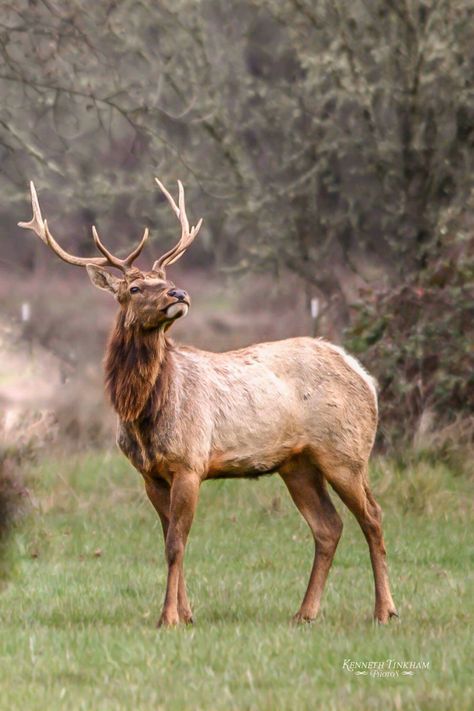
<box><xmin>0</xmin><ymin>410</ymin><xmax>56</xmax><ymax>578</ymax></box>
<box><xmin>345</xmin><ymin>231</ymin><xmax>474</xmax><ymax>458</ymax></box>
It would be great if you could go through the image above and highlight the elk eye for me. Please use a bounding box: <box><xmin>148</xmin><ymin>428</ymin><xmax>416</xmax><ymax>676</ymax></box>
<box><xmin>130</xmin><ymin>286</ymin><xmax>141</xmax><ymax>294</ymax></box>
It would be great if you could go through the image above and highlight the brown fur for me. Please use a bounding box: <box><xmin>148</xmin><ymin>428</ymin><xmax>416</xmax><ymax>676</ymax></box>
<box><xmin>105</xmin><ymin>312</ymin><xmax>173</xmax><ymax>422</ymax></box>
<box><xmin>101</xmin><ymin>273</ymin><xmax>396</xmax><ymax>628</ymax></box>
<box><xmin>19</xmin><ymin>178</ymin><xmax>397</xmax><ymax>629</ymax></box>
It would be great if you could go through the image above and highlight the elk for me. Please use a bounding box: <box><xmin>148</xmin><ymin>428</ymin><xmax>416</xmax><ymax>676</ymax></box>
<box><xmin>19</xmin><ymin>179</ymin><xmax>397</xmax><ymax>628</ymax></box>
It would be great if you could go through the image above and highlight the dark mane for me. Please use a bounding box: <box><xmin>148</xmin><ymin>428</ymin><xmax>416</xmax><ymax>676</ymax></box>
<box><xmin>105</xmin><ymin>311</ymin><xmax>173</xmax><ymax>422</ymax></box>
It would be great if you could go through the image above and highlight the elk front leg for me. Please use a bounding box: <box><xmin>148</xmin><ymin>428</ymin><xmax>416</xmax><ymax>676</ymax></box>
<box><xmin>144</xmin><ymin>477</ymin><xmax>194</xmax><ymax>624</ymax></box>
<box><xmin>158</xmin><ymin>472</ymin><xmax>200</xmax><ymax>628</ymax></box>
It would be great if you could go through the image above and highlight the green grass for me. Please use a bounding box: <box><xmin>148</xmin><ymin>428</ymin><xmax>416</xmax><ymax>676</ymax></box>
<box><xmin>0</xmin><ymin>452</ymin><xmax>472</xmax><ymax>710</ymax></box>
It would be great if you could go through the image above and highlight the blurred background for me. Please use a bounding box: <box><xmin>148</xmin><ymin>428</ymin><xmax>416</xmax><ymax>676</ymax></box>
<box><xmin>0</xmin><ymin>0</ymin><xmax>473</xmax><ymax>510</ymax></box>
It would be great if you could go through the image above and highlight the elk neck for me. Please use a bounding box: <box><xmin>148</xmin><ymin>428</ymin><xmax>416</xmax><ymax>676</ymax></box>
<box><xmin>104</xmin><ymin>311</ymin><xmax>174</xmax><ymax>422</ymax></box>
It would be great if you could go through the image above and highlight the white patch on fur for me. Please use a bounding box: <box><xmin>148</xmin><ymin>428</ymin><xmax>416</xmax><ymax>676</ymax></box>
<box><xmin>165</xmin><ymin>303</ymin><xmax>188</xmax><ymax>319</ymax></box>
<box><xmin>325</xmin><ymin>342</ymin><xmax>378</xmax><ymax>408</ymax></box>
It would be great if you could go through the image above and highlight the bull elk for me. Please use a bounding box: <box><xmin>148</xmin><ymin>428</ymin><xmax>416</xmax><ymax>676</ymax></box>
<box><xmin>19</xmin><ymin>179</ymin><xmax>397</xmax><ymax>627</ymax></box>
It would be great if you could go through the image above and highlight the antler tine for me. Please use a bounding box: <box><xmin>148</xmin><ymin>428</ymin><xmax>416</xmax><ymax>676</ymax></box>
<box><xmin>19</xmin><ymin>181</ymin><xmax>148</xmax><ymax>273</ymax></box>
<box><xmin>177</xmin><ymin>180</ymin><xmax>190</xmax><ymax>235</ymax></box>
<box><xmin>92</xmin><ymin>225</ymin><xmax>124</xmax><ymax>268</ymax></box>
<box><xmin>153</xmin><ymin>177</ymin><xmax>203</xmax><ymax>271</ymax></box>
<box><xmin>19</xmin><ymin>182</ymin><xmax>110</xmax><ymax>268</ymax></box>
<box><xmin>93</xmin><ymin>225</ymin><xmax>149</xmax><ymax>271</ymax></box>
<box><xmin>18</xmin><ymin>181</ymin><xmax>48</xmax><ymax>244</ymax></box>
<box><xmin>124</xmin><ymin>227</ymin><xmax>149</xmax><ymax>266</ymax></box>
<box><xmin>154</xmin><ymin>177</ymin><xmax>180</xmax><ymax>218</ymax></box>
<box><xmin>164</xmin><ymin>218</ymin><xmax>203</xmax><ymax>267</ymax></box>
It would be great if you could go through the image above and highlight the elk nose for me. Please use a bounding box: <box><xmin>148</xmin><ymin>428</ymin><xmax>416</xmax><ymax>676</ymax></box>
<box><xmin>167</xmin><ymin>288</ymin><xmax>187</xmax><ymax>301</ymax></box>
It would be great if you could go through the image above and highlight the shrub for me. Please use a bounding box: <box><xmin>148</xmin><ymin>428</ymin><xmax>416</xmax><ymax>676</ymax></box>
<box><xmin>0</xmin><ymin>410</ymin><xmax>56</xmax><ymax>578</ymax></box>
<box><xmin>345</xmin><ymin>231</ymin><xmax>474</xmax><ymax>460</ymax></box>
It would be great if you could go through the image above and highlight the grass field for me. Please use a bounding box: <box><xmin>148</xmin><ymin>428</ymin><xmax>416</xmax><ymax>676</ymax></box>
<box><xmin>0</xmin><ymin>451</ymin><xmax>472</xmax><ymax>710</ymax></box>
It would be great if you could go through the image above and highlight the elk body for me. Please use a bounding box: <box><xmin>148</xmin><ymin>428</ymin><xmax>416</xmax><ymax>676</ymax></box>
<box><xmin>19</xmin><ymin>180</ymin><xmax>397</xmax><ymax>627</ymax></box>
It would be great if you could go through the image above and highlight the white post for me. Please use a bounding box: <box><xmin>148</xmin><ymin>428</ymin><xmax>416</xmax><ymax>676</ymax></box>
<box><xmin>21</xmin><ymin>302</ymin><xmax>31</xmax><ymax>323</ymax></box>
<box><xmin>21</xmin><ymin>301</ymin><xmax>32</xmax><ymax>353</ymax></box>
<box><xmin>310</xmin><ymin>297</ymin><xmax>320</xmax><ymax>337</ymax></box>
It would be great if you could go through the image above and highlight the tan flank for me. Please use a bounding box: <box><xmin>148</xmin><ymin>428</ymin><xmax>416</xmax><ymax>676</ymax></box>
<box><xmin>19</xmin><ymin>179</ymin><xmax>397</xmax><ymax>628</ymax></box>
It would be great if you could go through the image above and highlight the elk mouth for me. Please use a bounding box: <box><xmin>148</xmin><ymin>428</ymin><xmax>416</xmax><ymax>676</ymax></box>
<box><xmin>162</xmin><ymin>300</ymin><xmax>189</xmax><ymax>319</ymax></box>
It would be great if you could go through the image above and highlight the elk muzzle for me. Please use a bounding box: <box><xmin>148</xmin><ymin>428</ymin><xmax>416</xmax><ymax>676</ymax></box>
<box><xmin>163</xmin><ymin>288</ymin><xmax>190</xmax><ymax>320</ymax></box>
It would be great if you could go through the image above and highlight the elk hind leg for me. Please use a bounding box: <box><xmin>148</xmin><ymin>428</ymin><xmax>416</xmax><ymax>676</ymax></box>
<box><xmin>325</xmin><ymin>463</ymin><xmax>397</xmax><ymax>623</ymax></box>
<box><xmin>280</xmin><ymin>459</ymin><xmax>343</xmax><ymax>623</ymax></box>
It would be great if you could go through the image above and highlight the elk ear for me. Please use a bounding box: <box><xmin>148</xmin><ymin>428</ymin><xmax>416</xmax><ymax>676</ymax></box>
<box><xmin>86</xmin><ymin>264</ymin><xmax>121</xmax><ymax>294</ymax></box>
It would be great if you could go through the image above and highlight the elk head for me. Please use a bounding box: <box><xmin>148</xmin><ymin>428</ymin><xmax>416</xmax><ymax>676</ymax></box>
<box><xmin>18</xmin><ymin>179</ymin><xmax>203</xmax><ymax>331</ymax></box>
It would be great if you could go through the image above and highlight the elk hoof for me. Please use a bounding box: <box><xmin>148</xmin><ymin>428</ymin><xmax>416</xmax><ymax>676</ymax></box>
<box><xmin>291</xmin><ymin>611</ymin><xmax>316</xmax><ymax>625</ymax></box>
<box><xmin>157</xmin><ymin>612</ymin><xmax>180</xmax><ymax>628</ymax></box>
<box><xmin>180</xmin><ymin>613</ymin><xmax>194</xmax><ymax>625</ymax></box>
<box><xmin>374</xmin><ymin>608</ymin><xmax>399</xmax><ymax>624</ymax></box>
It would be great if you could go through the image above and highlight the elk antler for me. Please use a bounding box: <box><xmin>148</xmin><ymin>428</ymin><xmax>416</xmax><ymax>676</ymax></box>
<box><xmin>18</xmin><ymin>181</ymin><xmax>149</xmax><ymax>274</ymax></box>
<box><xmin>153</xmin><ymin>178</ymin><xmax>203</xmax><ymax>271</ymax></box>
